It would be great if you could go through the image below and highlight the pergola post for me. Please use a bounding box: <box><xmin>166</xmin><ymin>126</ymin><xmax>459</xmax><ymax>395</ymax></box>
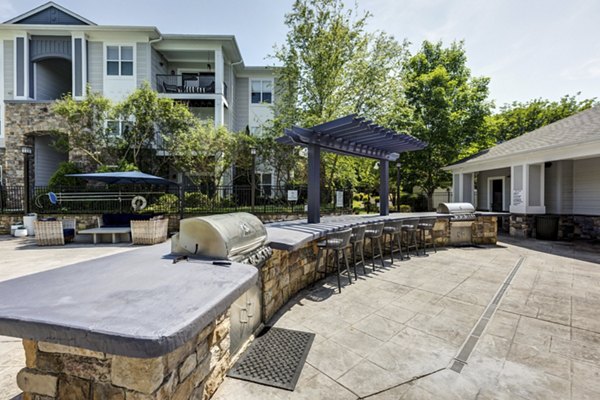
<box><xmin>307</xmin><ymin>144</ymin><xmax>321</xmax><ymax>223</ymax></box>
<box><xmin>380</xmin><ymin>159</ymin><xmax>389</xmax><ymax>216</ymax></box>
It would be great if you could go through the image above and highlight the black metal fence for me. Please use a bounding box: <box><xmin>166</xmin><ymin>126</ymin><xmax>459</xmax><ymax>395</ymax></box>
<box><xmin>0</xmin><ymin>185</ymin><xmax>355</xmax><ymax>216</ymax></box>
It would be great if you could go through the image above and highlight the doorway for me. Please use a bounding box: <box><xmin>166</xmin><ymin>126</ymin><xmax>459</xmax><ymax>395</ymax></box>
<box><xmin>490</xmin><ymin>178</ymin><xmax>504</xmax><ymax>212</ymax></box>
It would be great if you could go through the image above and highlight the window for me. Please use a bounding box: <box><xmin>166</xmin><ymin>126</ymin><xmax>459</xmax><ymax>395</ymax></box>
<box><xmin>107</xmin><ymin>46</ymin><xmax>134</xmax><ymax>76</ymax></box>
<box><xmin>260</xmin><ymin>173</ymin><xmax>272</xmax><ymax>197</ymax></box>
<box><xmin>251</xmin><ymin>80</ymin><xmax>272</xmax><ymax>104</ymax></box>
<box><xmin>106</xmin><ymin>119</ymin><xmax>132</xmax><ymax>137</ymax></box>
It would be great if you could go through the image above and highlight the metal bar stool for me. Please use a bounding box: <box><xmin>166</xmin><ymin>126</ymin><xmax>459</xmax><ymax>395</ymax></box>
<box><xmin>364</xmin><ymin>222</ymin><xmax>385</xmax><ymax>270</ymax></box>
<box><xmin>417</xmin><ymin>217</ymin><xmax>437</xmax><ymax>255</ymax></box>
<box><xmin>401</xmin><ymin>218</ymin><xmax>420</xmax><ymax>258</ymax></box>
<box><xmin>315</xmin><ymin>228</ymin><xmax>353</xmax><ymax>293</ymax></box>
<box><xmin>350</xmin><ymin>225</ymin><xmax>367</xmax><ymax>278</ymax></box>
<box><xmin>383</xmin><ymin>220</ymin><xmax>403</xmax><ymax>263</ymax></box>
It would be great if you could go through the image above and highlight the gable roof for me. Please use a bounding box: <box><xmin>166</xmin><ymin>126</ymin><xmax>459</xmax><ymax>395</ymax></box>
<box><xmin>447</xmin><ymin>105</ymin><xmax>600</xmax><ymax>170</ymax></box>
<box><xmin>4</xmin><ymin>2</ymin><xmax>96</xmax><ymax>26</ymax></box>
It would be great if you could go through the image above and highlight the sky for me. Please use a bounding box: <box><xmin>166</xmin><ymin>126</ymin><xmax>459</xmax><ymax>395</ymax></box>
<box><xmin>2</xmin><ymin>0</ymin><xmax>599</xmax><ymax>108</ymax></box>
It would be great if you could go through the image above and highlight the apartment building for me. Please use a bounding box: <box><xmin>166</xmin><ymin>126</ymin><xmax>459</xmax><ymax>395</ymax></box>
<box><xmin>0</xmin><ymin>2</ymin><xmax>275</xmax><ymax>187</ymax></box>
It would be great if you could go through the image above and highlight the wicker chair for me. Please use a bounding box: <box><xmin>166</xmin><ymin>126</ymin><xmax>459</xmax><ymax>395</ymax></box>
<box><xmin>34</xmin><ymin>219</ymin><xmax>76</xmax><ymax>246</ymax></box>
<box><xmin>131</xmin><ymin>218</ymin><xmax>169</xmax><ymax>245</ymax></box>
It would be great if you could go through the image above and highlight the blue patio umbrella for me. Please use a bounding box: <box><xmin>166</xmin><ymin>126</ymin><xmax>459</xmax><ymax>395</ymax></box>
<box><xmin>65</xmin><ymin>171</ymin><xmax>179</xmax><ymax>186</ymax></box>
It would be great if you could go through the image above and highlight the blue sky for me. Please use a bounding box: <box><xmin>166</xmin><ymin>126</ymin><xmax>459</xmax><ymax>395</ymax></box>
<box><xmin>2</xmin><ymin>0</ymin><xmax>599</xmax><ymax>107</ymax></box>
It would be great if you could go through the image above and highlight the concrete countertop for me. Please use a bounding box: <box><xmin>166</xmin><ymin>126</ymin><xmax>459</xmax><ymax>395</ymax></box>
<box><xmin>266</xmin><ymin>212</ymin><xmax>449</xmax><ymax>251</ymax></box>
<box><xmin>0</xmin><ymin>242</ymin><xmax>258</xmax><ymax>358</ymax></box>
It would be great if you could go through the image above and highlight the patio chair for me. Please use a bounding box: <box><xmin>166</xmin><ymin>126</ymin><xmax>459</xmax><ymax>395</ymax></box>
<box><xmin>383</xmin><ymin>220</ymin><xmax>404</xmax><ymax>263</ymax></box>
<box><xmin>315</xmin><ymin>228</ymin><xmax>353</xmax><ymax>293</ymax></box>
<box><xmin>130</xmin><ymin>217</ymin><xmax>169</xmax><ymax>245</ymax></box>
<box><xmin>364</xmin><ymin>222</ymin><xmax>385</xmax><ymax>270</ymax></box>
<box><xmin>401</xmin><ymin>218</ymin><xmax>420</xmax><ymax>258</ymax></box>
<box><xmin>34</xmin><ymin>218</ymin><xmax>76</xmax><ymax>246</ymax></box>
<box><xmin>350</xmin><ymin>225</ymin><xmax>367</xmax><ymax>278</ymax></box>
<box><xmin>417</xmin><ymin>217</ymin><xmax>438</xmax><ymax>255</ymax></box>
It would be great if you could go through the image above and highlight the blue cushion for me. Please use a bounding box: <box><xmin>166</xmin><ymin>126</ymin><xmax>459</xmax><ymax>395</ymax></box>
<box><xmin>102</xmin><ymin>213</ymin><xmax>153</xmax><ymax>227</ymax></box>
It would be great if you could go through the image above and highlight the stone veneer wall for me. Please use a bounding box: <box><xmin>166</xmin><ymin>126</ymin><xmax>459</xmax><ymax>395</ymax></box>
<box><xmin>471</xmin><ymin>216</ymin><xmax>497</xmax><ymax>245</ymax></box>
<box><xmin>17</xmin><ymin>311</ymin><xmax>231</xmax><ymax>400</ymax></box>
<box><xmin>509</xmin><ymin>214</ymin><xmax>600</xmax><ymax>241</ymax></box>
<box><xmin>509</xmin><ymin>214</ymin><xmax>536</xmax><ymax>238</ymax></box>
<box><xmin>3</xmin><ymin>102</ymin><xmax>66</xmax><ymax>187</ymax></box>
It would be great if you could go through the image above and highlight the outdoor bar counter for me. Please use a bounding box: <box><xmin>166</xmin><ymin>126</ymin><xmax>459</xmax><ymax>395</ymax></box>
<box><xmin>0</xmin><ymin>242</ymin><xmax>257</xmax><ymax>399</ymax></box>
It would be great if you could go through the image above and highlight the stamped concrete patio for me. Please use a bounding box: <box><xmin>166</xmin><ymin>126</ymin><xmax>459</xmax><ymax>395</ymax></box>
<box><xmin>214</xmin><ymin>238</ymin><xmax>600</xmax><ymax>400</ymax></box>
<box><xmin>1</xmin><ymin>235</ymin><xmax>600</xmax><ymax>399</ymax></box>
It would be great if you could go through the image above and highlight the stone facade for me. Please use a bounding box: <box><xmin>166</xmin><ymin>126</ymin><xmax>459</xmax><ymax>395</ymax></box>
<box><xmin>471</xmin><ymin>216</ymin><xmax>497</xmax><ymax>245</ymax></box>
<box><xmin>17</xmin><ymin>311</ymin><xmax>231</xmax><ymax>400</ymax></box>
<box><xmin>3</xmin><ymin>101</ymin><xmax>66</xmax><ymax>187</ymax></box>
<box><xmin>509</xmin><ymin>214</ymin><xmax>536</xmax><ymax>238</ymax></box>
<box><xmin>509</xmin><ymin>214</ymin><xmax>600</xmax><ymax>241</ymax></box>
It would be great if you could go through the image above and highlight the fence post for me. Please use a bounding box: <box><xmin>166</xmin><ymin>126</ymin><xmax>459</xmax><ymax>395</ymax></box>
<box><xmin>179</xmin><ymin>185</ymin><xmax>184</xmax><ymax>221</ymax></box>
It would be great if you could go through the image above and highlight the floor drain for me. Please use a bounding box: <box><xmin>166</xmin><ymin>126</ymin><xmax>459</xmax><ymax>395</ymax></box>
<box><xmin>451</xmin><ymin>256</ymin><xmax>525</xmax><ymax>370</ymax></box>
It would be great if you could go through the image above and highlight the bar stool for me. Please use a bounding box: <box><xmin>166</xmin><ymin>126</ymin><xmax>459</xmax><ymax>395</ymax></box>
<box><xmin>315</xmin><ymin>228</ymin><xmax>353</xmax><ymax>293</ymax></box>
<box><xmin>417</xmin><ymin>217</ymin><xmax>437</xmax><ymax>255</ymax></box>
<box><xmin>350</xmin><ymin>225</ymin><xmax>367</xmax><ymax>278</ymax></box>
<box><xmin>383</xmin><ymin>220</ymin><xmax>403</xmax><ymax>263</ymax></box>
<box><xmin>364</xmin><ymin>222</ymin><xmax>385</xmax><ymax>270</ymax></box>
<box><xmin>401</xmin><ymin>218</ymin><xmax>420</xmax><ymax>258</ymax></box>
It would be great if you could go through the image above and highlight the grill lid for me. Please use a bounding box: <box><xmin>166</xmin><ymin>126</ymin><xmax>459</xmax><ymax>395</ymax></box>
<box><xmin>176</xmin><ymin>213</ymin><xmax>267</xmax><ymax>259</ymax></box>
<box><xmin>437</xmin><ymin>202</ymin><xmax>476</xmax><ymax>215</ymax></box>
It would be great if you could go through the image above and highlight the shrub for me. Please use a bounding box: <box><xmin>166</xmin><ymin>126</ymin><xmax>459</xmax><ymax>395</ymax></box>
<box><xmin>149</xmin><ymin>193</ymin><xmax>179</xmax><ymax>213</ymax></box>
<box><xmin>399</xmin><ymin>204</ymin><xmax>412</xmax><ymax>213</ymax></box>
<box><xmin>185</xmin><ymin>192</ymin><xmax>209</xmax><ymax>208</ymax></box>
<box><xmin>48</xmin><ymin>162</ymin><xmax>82</xmax><ymax>189</ymax></box>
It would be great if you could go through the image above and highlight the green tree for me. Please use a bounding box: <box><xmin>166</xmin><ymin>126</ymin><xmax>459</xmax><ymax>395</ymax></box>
<box><xmin>272</xmin><ymin>0</ymin><xmax>411</xmax><ymax>195</ymax></box>
<box><xmin>401</xmin><ymin>40</ymin><xmax>492</xmax><ymax>209</ymax></box>
<box><xmin>485</xmin><ymin>93</ymin><xmax>596</xmax><ymax>144</ymax></box>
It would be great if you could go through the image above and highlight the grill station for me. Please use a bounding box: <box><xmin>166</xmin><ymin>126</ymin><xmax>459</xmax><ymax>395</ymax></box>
<box><xmin>437</xmin><ymin>202</ymin><xmax>477</xmax><ymax>246</ymax></box>
<box><xmin>171</xmin><ymin>212</ymin><xmax>272</xmax><ymax>354</ymax></box>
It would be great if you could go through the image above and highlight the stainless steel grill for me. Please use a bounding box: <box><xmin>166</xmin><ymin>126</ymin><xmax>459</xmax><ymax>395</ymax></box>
<box><xmin>171</xmin><ymin>212</ymin><xmax>272</xmax><ymax>354</ymax></box>
<box><xmin>437</xmin><ymin>203</ymin><xmax>476</xmax><ymax>245</ymax></box>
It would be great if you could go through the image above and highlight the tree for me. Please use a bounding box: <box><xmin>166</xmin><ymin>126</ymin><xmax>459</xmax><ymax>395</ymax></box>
<box><xmin>401</xmin><ymin>40</ymin><xmax>492</xmax><ymax>209</ymax></box>
<box><xmin>485</xmin><ymin>93</ymin><xmax>596</xmax><ymax>144</ymax></box>
<box><xmin>272</xmin><ymin>0</ymin><xmax>411</xmax><ymax>195</ymax></box>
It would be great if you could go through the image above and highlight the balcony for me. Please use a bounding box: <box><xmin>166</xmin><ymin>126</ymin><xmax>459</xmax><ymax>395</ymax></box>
<box><xmin>156</xmin><ymin>74</ymin><xmax>227</xmax><ymax>98</ymax></box>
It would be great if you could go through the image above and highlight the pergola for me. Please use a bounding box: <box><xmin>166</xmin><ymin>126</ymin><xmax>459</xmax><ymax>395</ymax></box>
<box><xmin>277</xmin><ymin>114</ymin><xmax>427</xmax><ymax>223</ymax></box>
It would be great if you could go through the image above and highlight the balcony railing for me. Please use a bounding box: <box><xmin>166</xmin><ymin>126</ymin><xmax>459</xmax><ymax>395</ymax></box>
<box><xmin>156</xmin><ymin>74</ymin><xmax>227</xmax><ymax>98</ymax></box>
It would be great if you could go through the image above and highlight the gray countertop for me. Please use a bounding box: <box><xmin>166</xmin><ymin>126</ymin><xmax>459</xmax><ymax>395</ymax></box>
<box><xmin>266</xmin><ymin>212</ymin><xmax>449</xmax><ymax>251</ymax></box>
<box><xmin>0</xmin><ymin>242</ymin><xmax>258</xmax><ymax>358</ymax></box>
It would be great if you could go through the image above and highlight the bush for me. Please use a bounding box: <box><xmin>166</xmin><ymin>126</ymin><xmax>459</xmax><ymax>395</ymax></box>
<box><xmin>96</xmin><ymin>162</ymin><xmax>139</xmax><ymax>173</ymax></box>
<box><xmin>400</xmin><ymin>192</ymin><xmax>428</xmax><ymax>212</ymax></box>
<box><xmin>149</xmin><ymin>193</ymin><xmax>179</xmax><ymax>213</ymax></box>
<box><xmin>399</xmin><ymin>204</ymin><xmax>412</xmax><ymax>213</ymax></box>
<box><xmin>185</xmin><ymin>192</ymin><xmax>209</xmax><ymax>208</ymax></box>
<box><xmin>48</xmin><ymin>162</ymin><xmax>82</xmax><ymax>189</ymax></box>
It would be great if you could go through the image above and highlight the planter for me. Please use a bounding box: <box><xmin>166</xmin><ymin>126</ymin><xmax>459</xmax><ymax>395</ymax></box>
<box><xmin>14</xmin><ymin>228</ymin><xmax>28</xmax><ymax>238</ymax></box>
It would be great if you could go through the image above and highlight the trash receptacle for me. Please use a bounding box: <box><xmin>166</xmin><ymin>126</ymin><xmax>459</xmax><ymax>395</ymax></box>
<box><xmin>23</xmin><ymin>213</ymin><xmax>38</xmax><ymax>236</ymax></box>
<box><xmin>536</xmin><ymin>215</ymin><xmax>559</xmax><ymax>240</ymax></box>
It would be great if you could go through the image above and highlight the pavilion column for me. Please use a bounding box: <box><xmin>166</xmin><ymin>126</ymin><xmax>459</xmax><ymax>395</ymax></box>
<box><xmin>307</xmin><ymin>144</ymin><xmax>321</xmax><ymax>223</ymax></box>
<box><xmin>380</xmin><ymin>160</ymin><xmax>389</xmax><ymax>216</ymax></box>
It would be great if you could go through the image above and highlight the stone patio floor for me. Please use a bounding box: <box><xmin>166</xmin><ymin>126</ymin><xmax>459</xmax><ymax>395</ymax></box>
<box><xmin>214</xmin><ymin>238</ymin><xmax>600</xmax><ymax>400</ymax></box>
<box><xmin>1</xmin><ymin>235</ymin><xmax>600</xmax><ymax>399</ymax></box>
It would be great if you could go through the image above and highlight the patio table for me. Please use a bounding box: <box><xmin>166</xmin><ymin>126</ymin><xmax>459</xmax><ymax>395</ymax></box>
<box><xmin>78</xmin><ymin>226</ymin><xmax>132</xmax><ymax>244</ymax></box>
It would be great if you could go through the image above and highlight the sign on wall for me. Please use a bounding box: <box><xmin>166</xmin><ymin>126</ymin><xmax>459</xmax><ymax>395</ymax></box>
<box><xmin>336</xmin><ymin>191</ymin><xmax>344</xmax><ymax>208</ymax></box>
<box><xmin>287</xmin><ymin>190</ymin><xmax>298</xmax><ymax>202</ymax></box>
<box><xmin>513</xmin><ymin>190</ymin><xmax>523</xmax><ymax>206</ymax></box>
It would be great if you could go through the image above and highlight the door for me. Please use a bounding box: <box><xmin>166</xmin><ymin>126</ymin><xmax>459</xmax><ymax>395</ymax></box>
<box><xmin>491</xmin><ymin>179</ymin><xmax>503</xmax><ymax>211</ymax></box>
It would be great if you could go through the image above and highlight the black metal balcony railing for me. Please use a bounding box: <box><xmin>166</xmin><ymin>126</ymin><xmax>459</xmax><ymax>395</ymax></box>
<box><xmin>156</xmin><ymin>74</ymin><xmax>228</xmax><ymax>98</ymax></box>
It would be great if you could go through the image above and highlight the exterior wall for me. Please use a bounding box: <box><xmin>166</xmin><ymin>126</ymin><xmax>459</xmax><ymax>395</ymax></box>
<box><xmin>17</xmin><ymin>310</ymin><xmax>230</xmax><ymax>400</ymax></box>
<box><xmin>34</xmin><ymin>59</ymin><xmax>71</xmax><ymax>100</ymax></box>
<box><xmin>2</xmin><ymin>102</ymin><xmax>66</xmax><ymax>186</ymax></box>
<box><xmin>477</xmin><ymin>167</ymin><xmax>510</xmax><ymax>211</ymax></box>
<box><xmin>233</xmin><ymin>77</ymin><xmax>249</xmax><ymax>132</ymax></box>
<box><xmin>544</xmin><ymin>160</ymin><xmax>573</xmax><ymax>214</ymax></box>
<box><xmin>573</xmin><ymin>157</ymin><xmax>600</xmax><ymax>215</ymax></box>
<box><xmin>87</xmin><ymin>41</ymin><xmax>104</xmax><ymax>93</ymax></box>
<box><xmin>136</xmin><ymin>42</ymin><xmax>150</xmax><ymax>87</ymax></box>
<box><xmin>34</xmin><ymin>135</ymin><xmax>68</xmax><ymax>186</ymax></box>
<box><xmin>150</xmin><ymin>48</ymin><xmax>168</xmax><ymax>90</ymax></box>
<box><xmin>3</xmin><ymin>40</ymin><xmax>14</xmax><ymax>100</ymax></box>
<box><xmin>509</xmin><ymin>214</ymin><xmax>535</xmax><ymax>238</ymax></box>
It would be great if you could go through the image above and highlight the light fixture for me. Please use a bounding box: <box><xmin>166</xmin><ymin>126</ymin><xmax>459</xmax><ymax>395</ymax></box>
<box><xmin>21</xmin><ymin>145</ymin><xmax>33</xmax><ymax>155</ymax></box>
<box><xmin>250</xmin><ymin>147</ymin><xmax>256</xmax><ymax>155</ymax></box>
<box><xmin>373</xmin><ymin>161</ymin><xmax>380</xmax><ymax>171</ymax></box>
<box><xmin>396</xmin><ymin>162</ymin><xmax>401</xmax><ymax>169</ymax></box>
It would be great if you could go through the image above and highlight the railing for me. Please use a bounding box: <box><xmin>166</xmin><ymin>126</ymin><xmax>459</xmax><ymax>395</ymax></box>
<box><xmin>156</xmin><ymin>74</ymin><xmax>227</xmax><ymax>98</ymax></box>
<box><xmin>0</xmin><ymin>185</ymin><xmax>355</xmax><ymax>216</ymax></box>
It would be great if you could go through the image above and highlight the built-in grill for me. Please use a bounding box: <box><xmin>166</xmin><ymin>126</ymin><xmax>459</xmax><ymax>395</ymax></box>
<box><xmin>437</xmin><ymin>202</ymin><xmax>477</xmax><ymax>245</ymax></box>
<box><xmin>170</xmin><ymin>212</ymin><xmax>272</xmax><ymax>354</ymax></box>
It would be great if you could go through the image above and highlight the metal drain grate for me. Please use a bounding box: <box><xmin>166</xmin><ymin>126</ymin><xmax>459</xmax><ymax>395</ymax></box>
<box><xmin>227</xmin><ymin>327</ymin><xmax>315</xmax><ymax>391</ymax></box>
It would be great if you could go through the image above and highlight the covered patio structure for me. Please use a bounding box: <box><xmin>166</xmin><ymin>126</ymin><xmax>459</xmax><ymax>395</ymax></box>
<box><xmin>277</xmin><ymin>114</ymin><xmax>427</xmax><ymax>223</ymax></box>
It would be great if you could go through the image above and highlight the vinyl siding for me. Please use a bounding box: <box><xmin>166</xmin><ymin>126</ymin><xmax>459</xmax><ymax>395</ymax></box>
<box><xmin>234</xmin><ymin>77</ymin><xmax>249</xmax><ymax>132</ymax></box>
<box><xmin>87</xmin><ymin>41</ymin><xmax>103</xmax><ymax>93</ymax></box>
<box><xmin>573</xmin><ymin>157</ymin><xmax>600</xmax><ymax>215</ymax></box>
<box><xmin>4</xmin><ymin>40</ymin><xmax>13</xmax><ymax>100</ymax></box>
<box><xmin>136</xmin><ymin>42</ymin><xmax>149</xmax><ymax>87</ymax></box>
<box><xmin>150</xmin><ymin>48</ymin><xmax>168</xmax><ymax>90</ymax></box>
<box><xmin>476</xmin><ymin>167</ymin><xmax>510</xmax><ymax>211</ymax></box>
<box><xmin>35</xmin><ymin>58</ymin><xmax>71</xmax><ymax>100</ymax></box>
<box><xmin>34</xmin><ymin>136</ymin><xmax>68</xmax><ymax>186</ymax></box>
<box><xmin>544</xmin><ymin>160</ymin><xmax>573</xmax><ymax>214</ymax></box>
